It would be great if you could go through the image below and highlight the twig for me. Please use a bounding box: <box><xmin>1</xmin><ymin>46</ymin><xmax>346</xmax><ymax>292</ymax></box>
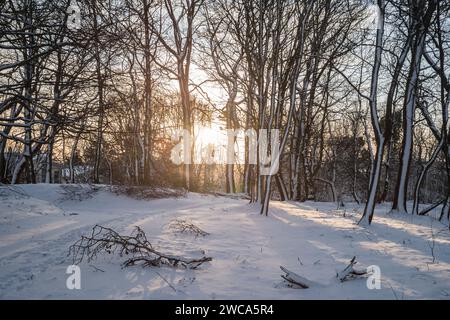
<box><xmin>336</xmin><ymin>256</ymin><xmax>367</xmax><ymax>282</ymax></box>
<box><xmin>89</xmin><ymin>265</ymin><xmax>105</xmax><ymax>272</ymax></box>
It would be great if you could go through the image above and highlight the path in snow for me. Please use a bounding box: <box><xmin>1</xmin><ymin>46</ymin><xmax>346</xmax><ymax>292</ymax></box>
<box><xmin>0</xmin><ymin>184</ymin><xmax>449</xmax><ymax>299</ymax></box>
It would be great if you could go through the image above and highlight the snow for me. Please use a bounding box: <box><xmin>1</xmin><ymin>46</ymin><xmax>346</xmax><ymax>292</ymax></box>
<box><xmin>1</xmin><ymin>184</ymin><xmax>450</xmax><ymax>299</ymax></box>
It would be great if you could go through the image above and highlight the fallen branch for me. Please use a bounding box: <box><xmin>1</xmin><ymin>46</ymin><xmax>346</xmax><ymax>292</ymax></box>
<box><xmin>418</xmin><ymin>198</ymin><xmax>445</xmax><ymax>216</ymax></box>
<box><xmin>0</xmin><ymin>184</ymin><xmax>29</xmax><ymax>199</ymax></box>
<box><xmin>207</xmin><ymin>192</ymin><xmax>251</xmax><ymax>200</ymax></box>
<box><xmin>69</xmin><ymin>225</ymin><xmax>212</xmax><ymax>269</ymax></box>
<box><xmin>111</xmin><ymin>185</ymin><xmax>186</xmax><ymax>200</ymax></box>
<box><xmin>280</xmin><ymin>266</ymin><xmax>313</xmax><ymax>289</ymax></box>
<box><xmin>168</xmin><ymin>219</ymin><xmax>209</xmax><ymax>237</ymax></box>
<box><xmin>336</xmin><ymin>256</ymin><xmax>367</xmax><ymax>282</ymax></box>
<box><xmin>59</xmin><ymin>184</ymin><xmax>100</xmax><ymax>202</ymax></box>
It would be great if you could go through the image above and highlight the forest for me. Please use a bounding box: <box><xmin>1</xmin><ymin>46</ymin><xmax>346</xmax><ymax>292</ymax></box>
<box><xmin>1</xmin><ymin>0</ymin><xmax>450</xmax><ymax>300</ymax></box>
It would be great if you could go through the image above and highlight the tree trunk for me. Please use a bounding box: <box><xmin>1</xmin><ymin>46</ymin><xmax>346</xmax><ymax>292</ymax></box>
<box><xmin>412</xmin><ymin>135</ymin><xmax>444</xmax><ymax>214</ymax></box>
<box><xmin>392</xmin><ymin>0</ymin><xmax>437</xmax><ymax>213</ymax></box>
<box><xmin>358</xmin><ymin>0</ymin><xmax>385</xmax><ymax>225</ymax></box>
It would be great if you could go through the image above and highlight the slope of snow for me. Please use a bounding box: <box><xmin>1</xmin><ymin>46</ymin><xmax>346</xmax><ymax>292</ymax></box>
<box><xmin>0</xmin><ymin>184</ymin><xmax>449</xmax><ymax>299</ymax></box>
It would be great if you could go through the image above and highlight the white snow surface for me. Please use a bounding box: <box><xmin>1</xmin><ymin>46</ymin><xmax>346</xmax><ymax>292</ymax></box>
<box><xmin>0</xmin><ymin>184</ymin><xmax>449</xmax><ymax>299</ymax></box>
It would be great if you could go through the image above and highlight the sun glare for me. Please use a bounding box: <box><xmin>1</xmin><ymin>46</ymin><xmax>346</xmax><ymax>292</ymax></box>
<box><xmin>195</xmin><ymin>124</ymin><xmax>224</xmax><ymax>147</ymax></box>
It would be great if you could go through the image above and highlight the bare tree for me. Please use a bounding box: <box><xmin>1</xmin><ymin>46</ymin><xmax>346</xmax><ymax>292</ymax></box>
<box><xmin>392</xmin><ymin>0</ymin><xmax>438</xmax><ymax>214</ymax></box>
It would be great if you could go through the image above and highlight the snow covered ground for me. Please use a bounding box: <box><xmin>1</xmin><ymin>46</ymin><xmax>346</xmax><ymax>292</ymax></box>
<box><xmin>0</xmin><ymin>184</ymin><xmax>449</xmax><ymax>299</ymax></box>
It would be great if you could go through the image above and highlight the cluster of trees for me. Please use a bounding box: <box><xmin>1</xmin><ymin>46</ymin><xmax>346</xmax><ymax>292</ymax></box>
<box><xmin>1</xmin><ymin>0</ymin><xmax>449</xmax><ymax>226</ymax></box>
